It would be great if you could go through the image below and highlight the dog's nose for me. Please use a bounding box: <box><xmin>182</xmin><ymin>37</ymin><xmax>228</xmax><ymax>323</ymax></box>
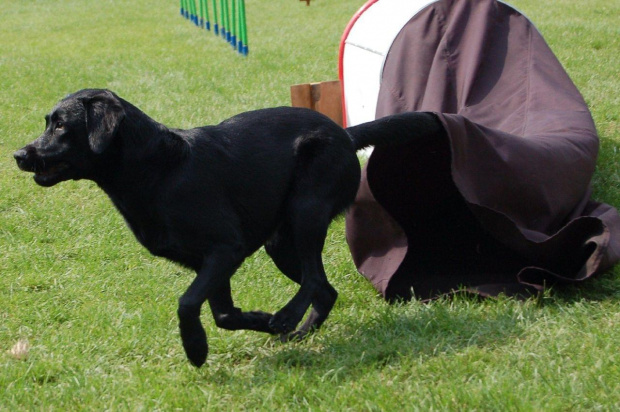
<box><xmin>13</xmin><ymin>147</ymin><xmax>35</xmax><ymax>168</ymax></box>
<box><xmin>14</xmin><ymin>148</ymin><xmax>28</xmax><ymax>162</ymax></box>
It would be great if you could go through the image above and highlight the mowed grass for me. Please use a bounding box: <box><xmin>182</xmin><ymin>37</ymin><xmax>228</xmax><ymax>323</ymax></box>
<box><xmin>1</xmin><ymin>0</ymin><xmax>619</xmax><ymax>410</ymax></box>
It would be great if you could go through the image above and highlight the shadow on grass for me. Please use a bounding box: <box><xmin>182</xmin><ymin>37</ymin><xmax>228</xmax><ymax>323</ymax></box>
<box><xmin>251</xmin><ymin>268</ymin><xmax>620</xmax><ymax>379</ymax></box>
<box><xmin>254</xmin><ymin>295</ymin><xmax>530</xmax><ymax>374</ymax></box>
<box><xmin>188</xmin><ymin>269</ymin><xmax>620</xmax><ymax>388</ymax></box>
<box><xmin>549</xmin><ymin>269</ymin><xmax>620</xmax><ymax>303</ymax></box>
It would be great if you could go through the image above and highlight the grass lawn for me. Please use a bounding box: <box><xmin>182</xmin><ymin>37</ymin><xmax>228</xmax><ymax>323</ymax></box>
<box><xmin>1</xmin><ymin>0</ymin><xmax>619</xmax><ymax>410</ymax></box>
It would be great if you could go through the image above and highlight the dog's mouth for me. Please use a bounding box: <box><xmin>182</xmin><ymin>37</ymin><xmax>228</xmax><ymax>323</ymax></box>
<box><xmin>15</xmin><ymin>148</ymin><xmax>75</xmax><ymax>187</ymax></box>
<box><xmin>19</xmin><ymin>159</ymin><xmax>73</xmax><ymax>187</ymax></box>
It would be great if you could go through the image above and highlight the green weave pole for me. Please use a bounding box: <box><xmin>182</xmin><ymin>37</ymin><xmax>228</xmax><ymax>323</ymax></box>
<box><xmin>239</xmin><ymin>0</ymin><xmax>248</xmax><ymax>55</ymax></box>
<box><xmin>180</xmin><ymin>0</ymin><xmax>248</xmax><ymax>56</ymax></box>
<box><xmin>203</xmin><ymin>0</ymin><xmax>211</xmax><ymax>30</ymax></box>
<box><xmin>180</xmin><ymin>0</ymin><xmax>188</xmax><ymax>19</ymax></box>
<box><xmin>198</xmin><ymin>0</ymin><xmax>204</xmax><ymax>28</ymax></box>
<box><xmin>190</xmin><ymin>0</ymin><xmax>198</xmax><ymax>25</ymax></box>
<box><xmin>230</xmin><ymin>0</ymin><xmax>237</xmax><ymax>48</ymax></box>
<box><xmin>212</xmin><ymin>0</ymin><xmax>219</xmax><ymax>35</ymax></box>
<box><xmin>221</xmin><ymin>0</ymin><xmax>230</xmax><ymax>41</ymax></box>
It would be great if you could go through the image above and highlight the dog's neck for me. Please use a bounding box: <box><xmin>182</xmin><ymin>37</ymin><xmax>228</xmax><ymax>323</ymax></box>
<box><xmin>95</xmin><ymin>102</ymin><xmax>189</xmax><ymax>195</ymax></box>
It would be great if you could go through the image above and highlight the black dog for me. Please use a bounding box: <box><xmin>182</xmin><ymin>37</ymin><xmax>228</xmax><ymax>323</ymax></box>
<box><xmin>14</xmin><ymin>89</ymin><xmax>442</xmax><ymax>366</ymax></box>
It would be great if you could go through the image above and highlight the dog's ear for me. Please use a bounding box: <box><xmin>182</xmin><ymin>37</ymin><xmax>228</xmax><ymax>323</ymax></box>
<box><xmin>83</xmin><ymin>91</ymin><xmax>126</xmax><ymax>154</ymax></box>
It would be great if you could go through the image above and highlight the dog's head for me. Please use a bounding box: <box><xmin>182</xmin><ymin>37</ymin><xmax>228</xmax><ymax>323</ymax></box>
<box><xmin>14</xmin><ymin>89</ymin><xmax>125</xmax><ymax>187</ymax></box>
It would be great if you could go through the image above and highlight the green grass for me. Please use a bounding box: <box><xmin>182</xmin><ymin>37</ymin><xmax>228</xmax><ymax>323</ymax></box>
<box><xmin>1</xmin><ymin>0</ymin><xmax>619</xmax><ymax>410</ymax></box>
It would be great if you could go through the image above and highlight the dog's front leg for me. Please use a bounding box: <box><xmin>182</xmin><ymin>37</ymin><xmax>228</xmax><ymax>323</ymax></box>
<box><xmin>177</xmin><ymin>245</ymin><xmax>244</xmax><ymax>367</ymax></box>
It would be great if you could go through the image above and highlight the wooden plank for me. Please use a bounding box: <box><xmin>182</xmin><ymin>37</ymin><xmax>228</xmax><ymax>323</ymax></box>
<box><xmin>312</xmin><ymin>81</ymin><xmax>342</xmax><ymax>127</ymax></box>
<box><xmin>290</xmin><ymin>83</ymin><xmax>313</xmax><ymax>110</ymax></box>
<box><xmin>290</xmin><ymin>80</ymin><xmax>343</xmax><ymax>126</ymax></box>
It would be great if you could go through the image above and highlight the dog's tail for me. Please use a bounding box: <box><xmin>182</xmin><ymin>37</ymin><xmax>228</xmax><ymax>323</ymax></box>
<box><xmin>347</xmin><ymin>112</ymin><xmax>444</xmax><ymax>151</ymax></box>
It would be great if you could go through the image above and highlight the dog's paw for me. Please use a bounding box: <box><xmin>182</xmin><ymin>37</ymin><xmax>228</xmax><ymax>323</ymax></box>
<box><xmin>246</xmin><ymin>311</ymin><xmax>275</xmax><ymax>333</ymax></box>
<box><xmin>268</xmin><ymin>311</ymin><xmax>297</xmax><ymax>335</ymax></box>
<box><xmin>180</xmin><ymin>322</ymin><xmax>208</xmax><ymax>367</ymax></box>
<box><xmin>183</xmin><ymin>338</ymin><xmax>208</xmax><ymax>367</ymax></box>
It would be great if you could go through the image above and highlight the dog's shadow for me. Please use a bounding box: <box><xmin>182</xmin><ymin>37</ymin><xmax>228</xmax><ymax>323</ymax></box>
<box><xmin>252</xmin><ymin>296</ymin><xmax>529</xmax><ymax>376</ymax></box>
<box><xmin>195</xmin><ymin>270</ymin><xmax>619</xmax><ymax>383</ymax></box>
<box><xmin>253</xmin><ymin>271</ymin><xmax>620</xmax><ymax>379</ymax></box>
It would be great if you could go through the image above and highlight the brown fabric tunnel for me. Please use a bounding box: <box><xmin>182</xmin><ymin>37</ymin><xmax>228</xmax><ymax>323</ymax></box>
<box><xmin>345</xmin><ymin>0</ymin><xmax>620</xmax><ymax>301</ymax></box>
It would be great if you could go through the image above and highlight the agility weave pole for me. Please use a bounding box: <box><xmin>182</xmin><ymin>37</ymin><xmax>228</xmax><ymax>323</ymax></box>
<box><xmin>180</xmin><ymin>0</ymin><xmax>249</xmax><ymax>55</ymax></box>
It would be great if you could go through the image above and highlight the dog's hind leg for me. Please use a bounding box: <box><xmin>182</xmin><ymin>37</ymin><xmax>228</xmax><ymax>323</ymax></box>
<box><xmin>265</xmin><ymin>223</ymin><xmax>338</xmax><ymax>340</ymax></box>
<box><xmin>206</xmin><ymin>281</ymin><xmax>273</xmax><ymax>333</ymax></box>
<box><xmin>265</xmin><ymin>135</ymin><xmax>359</xmax><ymax>339</ymax></box>
<box><xmin>267</xmin><ymin>201</ymin><xmax>338</xmax><ymax>337</ymax></box>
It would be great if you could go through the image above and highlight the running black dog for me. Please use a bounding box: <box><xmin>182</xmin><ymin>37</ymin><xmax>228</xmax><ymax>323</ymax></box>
<box><xmin>14</xmin><ymin>89</ymin><xmax>442</xmax><ymax>366</ymax></box>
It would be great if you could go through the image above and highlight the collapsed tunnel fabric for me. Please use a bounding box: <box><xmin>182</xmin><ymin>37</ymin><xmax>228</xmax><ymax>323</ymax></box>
<box><xmin>345</xmin><ymin>0</ymin><xmax>620</xmax><ymax>300</ymax></box>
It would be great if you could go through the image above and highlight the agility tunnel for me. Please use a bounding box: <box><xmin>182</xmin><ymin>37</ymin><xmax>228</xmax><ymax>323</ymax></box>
<box><xmin>340</xmin><ymin>0</ymin><xmax>620</xmax><ymax>300</ymax></box>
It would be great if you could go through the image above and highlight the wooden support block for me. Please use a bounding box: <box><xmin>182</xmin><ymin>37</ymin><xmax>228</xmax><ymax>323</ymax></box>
<box><xmin>290</xmin><ymin>83</ymin><xmax>313</xmax><ymax>111</ymax></box>
<box><xmin>290</xmin><ymin>80</ymin><xmax>343</xmax><ymax>127</ymax></box>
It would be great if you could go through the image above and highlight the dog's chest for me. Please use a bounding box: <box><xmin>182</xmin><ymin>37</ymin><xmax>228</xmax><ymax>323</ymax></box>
<box><xmin>116</xmin><ymin>201</ymin><xmax>162</xmax><ymax>246</ymax></box>
<box><xmin>110</xmin><ymin>194</ymin><xmax>169</xmax><ymax>248</ymax></box>
<box><xmin>109</xmin><ymin>193</ymin><xmax>202</xmax><ymax>269</ymax></box>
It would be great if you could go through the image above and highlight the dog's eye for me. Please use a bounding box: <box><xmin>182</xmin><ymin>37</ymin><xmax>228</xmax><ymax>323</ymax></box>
<box><xmin>55</xmin><ymin>121</ymin><xmax>64</xmax><ymax>130</ymax></box>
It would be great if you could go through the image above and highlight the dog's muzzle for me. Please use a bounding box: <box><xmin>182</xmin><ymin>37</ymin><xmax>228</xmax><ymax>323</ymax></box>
<box><xmin>14</xmin><ymin>145</ymin><xmax>73</xmax><ymax>187</ymax></box>
<box><xmin>13</xmin><ymin>146</ymin><xmax>36</xmax><ymax>172</ymax></box>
